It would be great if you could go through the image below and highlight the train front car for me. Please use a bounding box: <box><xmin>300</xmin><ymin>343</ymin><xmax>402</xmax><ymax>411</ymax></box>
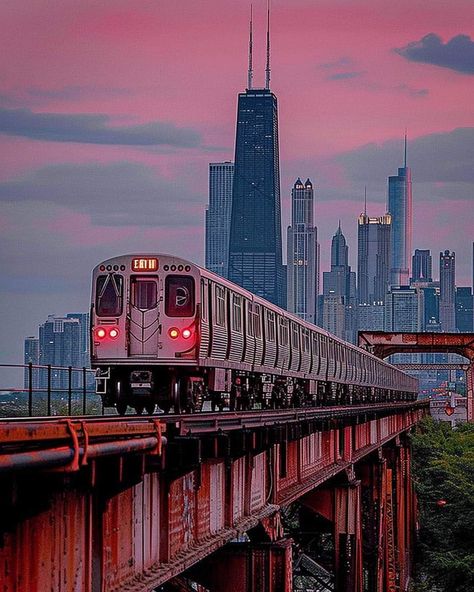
<box><xmin>91</xmin><ymin>254</ymin><xmax>202</xmax><ymax>414</ymax></box>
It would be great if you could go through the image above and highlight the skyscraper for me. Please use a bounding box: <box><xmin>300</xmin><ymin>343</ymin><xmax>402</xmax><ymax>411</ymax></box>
<box><xmin>411</xmin><ymin>249</ymin><xmax>432</xmax><ymax>284</ymax></box>
<box><xmin>38</xmin><ymin>315</ymin><xmax>82</xmax><ymax>389</ymax></box>
<box><xmin>439</xmin><ymin>250</ymin><xmax>456</xmax><ymax>331</ymax></box>
<box><xmin>287</xmin><ymin>178</ymin><xmax>319</xmax><ymax>323</ymax></box>
<box><xmin>24</xmin><ymin>336</ymin><xmax>39</xmax><ymax>389</ymax></box>
<box><xmin>205</xmin><ymin>162</ymin><xmax>234</xmax><ymax>278</ymax></box>
<box><xmin>455</xmin><ymin>287</ymin><xmax>473</xmax><ymax>332</ymax></box>
<box><xmin>228</xmin><ymin>7</ymin><xmax>284</xmax><ymax>306</ymax></box>
<box><xmin>384</xmin><ymin>286</ymin><xmax>423</xmax><ymax>332</ymax></box>
<box><xmin>357</xmin><ymin>211</ymin><xmax>391</xmax><ymax>305</ymax></box>
<box><xmin>388</xmin><ymin>135</ymin><xmax>412</xmax><ymax>286</ymax></box>
<box><xmin>322</xmin><ymin>224</ymin><xmax>357</xmax><ymax>342</ymax></box>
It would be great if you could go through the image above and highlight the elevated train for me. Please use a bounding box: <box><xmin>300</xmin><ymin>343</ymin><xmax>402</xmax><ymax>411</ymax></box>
<box><xmin>91</xmin><ymin>254</ymin><xmax>418</xmax><ymax>414</ymax></box>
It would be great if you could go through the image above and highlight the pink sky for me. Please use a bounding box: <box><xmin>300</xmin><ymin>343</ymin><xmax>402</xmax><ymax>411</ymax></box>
<box><xmin>0</xmin><ymin>0</ymin><xmax>473</xmax><ymax>362</ymax></box>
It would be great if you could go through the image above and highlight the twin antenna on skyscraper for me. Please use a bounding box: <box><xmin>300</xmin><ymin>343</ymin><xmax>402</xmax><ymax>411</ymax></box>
<box><xmin>248</xmin><ymin>1</ymin><xmax>271</xmax><ymax>90</ymax></box>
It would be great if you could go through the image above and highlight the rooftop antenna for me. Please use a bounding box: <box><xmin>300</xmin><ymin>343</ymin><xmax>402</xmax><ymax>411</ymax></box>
<box><xmin>404</xmin><ymin>128</ymin><xmax>407</xmax><ymax>168</ymax></box>
<box><xmin>247</xmin><ymin>4</ymin><xmax>253</xmax><ymax>90</ymax></box>
<box><xmin>265</xmin><ymin>0</ymin><xmax>271</xmax><ymax>90</ymax></box>
<box><xmin>364</xmin><ymin>186</ymin><xmax>367</xmax><ymax>215</ymax></box>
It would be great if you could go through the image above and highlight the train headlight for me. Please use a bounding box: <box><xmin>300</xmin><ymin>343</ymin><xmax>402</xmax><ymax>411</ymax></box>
<box><xmin>109</xmin><ymin>327</ymin><xmax>119</xmax><ymax>339</ymax></box>
<box><xmin>169</xmin><ymin>327</ymin><xmax>180</xmax><ymax>339</ymax></box>
<box><xmin>95</xmin><ymin>327</ymin><xmax>106</xmax><ymax>339</ymax></box>
<box><xmin>182</xmin><ymin>328</ymin><xmax>192</xmax><ymax>339</ymax></box>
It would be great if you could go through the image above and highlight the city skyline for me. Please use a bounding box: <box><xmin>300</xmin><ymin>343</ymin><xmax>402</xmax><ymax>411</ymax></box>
<box><xmin>0</xmin><ymin>0</ymin><xmax>473</xmax><ymax>366</ymax></box>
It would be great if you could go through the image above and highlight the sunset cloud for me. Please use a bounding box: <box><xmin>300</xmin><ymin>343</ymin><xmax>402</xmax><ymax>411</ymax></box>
<box><xmin>0</xmin><ymin>108</ymin><xmax>202</xmax><ymax>147</ymax></box>
<box><xmin>396</xmin><ymin>33</ymin><xmax>474</xmax><ymax>75</ymax></box>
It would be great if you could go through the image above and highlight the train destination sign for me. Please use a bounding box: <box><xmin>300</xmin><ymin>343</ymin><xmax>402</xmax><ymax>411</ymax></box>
<box><xmin>131</xmin><ymin>258</ymin><xmax>159</xmax><ymax>272</ymax></box>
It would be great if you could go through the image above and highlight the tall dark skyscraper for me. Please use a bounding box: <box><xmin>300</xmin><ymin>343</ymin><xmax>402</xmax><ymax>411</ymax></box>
<box><xmin>205</xmin><ymin>161</ymin><xmax>234</xmax><ymax>278</ymax></box>
<box><xmin>357</xmin><ymin>211</ymin><xmax>391</xmax><ymax>305</ymax></box>
<box><xmin>228</xmin><ymin>7</ymin><xmax>284</xmax><ymax>306</ymax></box>
<box><xmin>439</xmin><ymin>250</ymin><xmax>456</xmax><ymax>331</ymax></box>
<box><xmin>287</xmin><ymin>178</ymin><xmax>319</xmax><ymax>323</ymax></box>
<box><xmin>411</xmin><ymin>249</ymin><xmax>432</xmax><ymax>283</ymax></box>
<box><xmin>388</xmin><ymin>135</ymin><xmax>412</xmax><ymax>286</ymax></box>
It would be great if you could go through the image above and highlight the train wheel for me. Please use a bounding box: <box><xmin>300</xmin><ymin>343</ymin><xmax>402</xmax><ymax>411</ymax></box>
<box><xmin>145</xmin><ymin>403</ymin><xmax>156</xmax><ymax>415</ymax></box>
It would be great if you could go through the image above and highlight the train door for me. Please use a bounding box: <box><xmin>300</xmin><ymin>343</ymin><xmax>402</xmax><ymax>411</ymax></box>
<box><xmin>128</xmin><ymin>276</ymin><xmax>160</xmax><ymax>356</ymax></box>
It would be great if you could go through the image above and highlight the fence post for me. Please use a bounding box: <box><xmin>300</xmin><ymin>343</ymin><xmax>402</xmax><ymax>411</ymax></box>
<box><xmin>47</xmin><ymin>365</ymin><xmax>52</xmax><ymax>416</ymax></box>
<box><xmin>82</xmin><ymin>367</ymin><xmax>87</xmax><ymax>415</ymax></box>
<box><xmin>68</xmin><ymin>366</ymin><xmax>72</xmax><ymax>415</ymax></box>
<box><xmin>28</xmin><ymin>362</ymin><xmax>33</xmax><ymax>417</ymax></box>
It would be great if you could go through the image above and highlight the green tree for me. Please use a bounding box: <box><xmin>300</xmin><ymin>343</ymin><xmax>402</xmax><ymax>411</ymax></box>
<box><xmin>410</xmin><ymin>417</ymin><xmax>474</xmax><ymax>592</ymax></box>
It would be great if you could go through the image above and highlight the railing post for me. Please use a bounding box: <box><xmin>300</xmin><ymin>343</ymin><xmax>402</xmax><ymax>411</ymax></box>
<box><xmin>47</xmin><ymin>364</ymin><xmax>52</xmax><ymax>416</ymax></box>
<box><xmin>68</xmin><ymin>366</ymin><xmax>72</xmax><ymax>415</ymax></box>
<box><xmin>83</xmin><ymin>367</ymin><xmax>87</xmax><ymax>415</ymax></box>
<box><xmin>28</xmin><ymin>362</ymin><xmax>33</xmax><ymax>417</ymax></box>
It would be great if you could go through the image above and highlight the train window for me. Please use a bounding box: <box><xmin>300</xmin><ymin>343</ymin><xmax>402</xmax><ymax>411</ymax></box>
<box><xmin>279</xmin><ymin>318</ymin><xmax>288</xmax><ymax>346</ymax></box>
<box><xmin>254</xmin><ymin>304</ymin><xmax>261</xmax><ymax>339</ymax></box>
<box><xmin>131</xmin><ymin>279</ymin><xmax>157</xmax><ymax>310</ymax></box>
<box><xmin>165</xmin><ymin>275</ymin><xmax>195</xmax><ymax>317</ymax></box>
<box><xmin>247</xmin><ymin>303</ymin><xmax>254</xmax><ymax>337</ymax></box>
<box><xmin>200</xmin><ymin>279</ymin><xmax>207</xmax><ymax>321</ymax></box>
<box><xmin>232</xmin><ymin>294</ymin><xmax>242</xmax><ymax>332</ymax></box>
<box><xmin>96</xmin><ymin>274</ymin><xmax>123</xmax><ymax>316</ymax></box>
<box><xmin>312</xmin><ymin>333</ymin><xmax>319</xmax><ymax>355</ymax></box>
<box><xmin>321</xmin><ymin>337</ymin><xmax>327</xmax><ymax>357</ymax></box>
<box><xmin>214</xmin><ymin>285</ymin><xmax>226</xmax><ymax>326</ymax></box>
<box><xmin>266</xmin><ymin>310</ymin><xmax>275</xmax><ymax>342</ymax></box>
<box><xmin>302</xmin><ymin>329</ymin><xmax>310</xmax><ymax>353</ymax></box>
<box><xmin>291</xmin><ymin>323</ymin><xmax>299</xmax><ymax>348</ymax></box>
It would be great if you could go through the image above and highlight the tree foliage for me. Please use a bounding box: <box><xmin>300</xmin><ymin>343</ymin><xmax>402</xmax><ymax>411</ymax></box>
<box><xmin>410</xmin><ymin>417</ymin><xmax>474</xmax><ymax>592</ymax></box>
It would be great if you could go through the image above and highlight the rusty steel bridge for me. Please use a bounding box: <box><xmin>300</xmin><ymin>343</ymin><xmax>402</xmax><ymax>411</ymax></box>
<box><xmin>0</xmin><ymin>396</ymin><xmax>427</xmax><ymax>592</ymax></box>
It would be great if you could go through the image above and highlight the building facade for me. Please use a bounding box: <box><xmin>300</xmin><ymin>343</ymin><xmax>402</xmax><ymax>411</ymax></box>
<box><xmin>439</xmin><ymin>250</ymin><xmax>456</xmax><ymax>332</ymax></box>
<box><xmin>23</xmin><ymin>336</ymin><xmax>39</xmax><ymax>389</ymax></box>
<box><xmin>411</xmin><ymin>249</ymin><xmax>432</xmax><ymax>283</ymax></box>
<box><xmin>205</xmin><ymin>161</ymin><xmax>234</xmax><ymax>278</ymax></box>
<box><xmin>228</xmin><ymin>87</ymin><xmax>284</xmax><ymax>306</ymax></box>
<box><xmin>287</xmin><ymin>178</ymin><xmax>319</xmax><ymax>323</ymax></box>
<box><xmin>357</xmin><ymin>212</ymin><xmax>391</xmax><ymax>305</ymax></box>
<box><xmin>322</xmin><ymin>224</ymin><xmax>357</xmax><ymax>342</ymax></box>
<box><xmin>455</xmin><ymin>287</ymin><xmax>473</xmax><ymax>332</ymax></box>
<box><xmin>388</xmin><ymin>138</ymin><xmax>412</xmax><ymax>286</ymax></box>
<box><xmin>384</xmin><ymin>286</ymin><xmax>423</xmax><ymax>332</ymax></box>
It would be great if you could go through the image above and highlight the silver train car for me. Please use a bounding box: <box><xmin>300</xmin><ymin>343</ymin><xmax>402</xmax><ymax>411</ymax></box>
<box><xmin>91</xmin><ymin>253</ymin><xmax>418</xmax><ymax>414</ymax></box>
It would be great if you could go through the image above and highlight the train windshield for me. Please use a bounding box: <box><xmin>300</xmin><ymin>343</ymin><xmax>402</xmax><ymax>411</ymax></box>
<box><xmin>96</xmin><ymin>274</ymin><xmax>123</xmax><ymax>316</ymax></box>
<box><xmin>165</xmin><ymin>275</ymin><xmax>195</xmax><ymax>317</ymax></box>
<box><xmin>131</xmin><ymin>278</ymin><xmax>157</xmax><ymax>310</ymax></box>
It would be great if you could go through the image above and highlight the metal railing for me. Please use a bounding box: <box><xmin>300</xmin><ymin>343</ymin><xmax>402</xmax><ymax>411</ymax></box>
<box><xmin>0</xmin><ymin>363</ymin><xmax>103</xmax><ymax>418</ymax></box>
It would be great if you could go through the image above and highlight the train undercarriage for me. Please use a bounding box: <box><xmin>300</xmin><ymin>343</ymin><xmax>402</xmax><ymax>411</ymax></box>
<box><xmin>95</xmin><ymin>366</ymin><xmax>415</xmax><ymax>415</ymax></box>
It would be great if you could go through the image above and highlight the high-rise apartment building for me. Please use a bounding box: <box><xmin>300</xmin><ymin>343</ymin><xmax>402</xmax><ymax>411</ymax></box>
<box><xmin>439</xmin><ymin>250</ymin><xmax>456</xmax><ymax>332</ymax></box>
<box><xmin>38</xmin><ymin>315</ymin><xmax>83</xmax><ymax>389</ymax></box>
<box><xmin>23</xmin><ymin>336</ymin><xmax>39</xmax><ymax>389</ymax></box>
<box><xmin>384</xmin><ymin>286</ymin><xmax>423</xmax><ymax>332</ymax></box>
<box><xmin>205</xmin><ymin>162</ymin><xmax>234</xmax><ymax>278</ymax></box>
<box><xmin>411</xmin><ymin>249</ymin><xmax>432</xmax><ymax>284</ymax></box>
<box><xmin>228</xmin><ymin>10</ymin><xmax>284</xmax><ymax>306</ymax></box>
<box><xmin>455</xmin><ymin>287</ymin><xmax>473</xmax><ymax>332</ymax></box>
<box><xmin>388</xmin><ymin>136</ymin><xmax>412</xmax><ymax>286</ymax></box>
<box><xmin>357</xmin><ymin>212</ymin><xmax>391</xmax><ymax>305</ymax></box>
<box><xmin>322</xmin><ymin>224</ymin><xmax>357</xmax><ymax>342</ymax></box>
<box><xmin>287</xmin><ymin>178</ymin><xmax>319</xmax><ymax>323</ymax></box>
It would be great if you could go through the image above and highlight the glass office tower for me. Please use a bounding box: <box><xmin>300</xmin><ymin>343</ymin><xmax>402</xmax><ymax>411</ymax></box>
<box><xmin>228</xmin><ymin>88</ymin><xmax>284</xmax><ymax>306</ymax></box>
